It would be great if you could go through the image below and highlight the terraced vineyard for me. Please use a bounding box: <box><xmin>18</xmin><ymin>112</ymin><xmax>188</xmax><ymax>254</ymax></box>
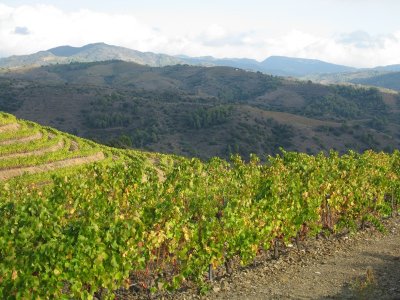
<box><xmin>0</xmin><ymin>111</ymin><xmax>399</xmax><ymax>299</ymax></box>
<box><xmin>0</xmin><ymin>112</ymin><xmax>108</xmax><ymax>182</ymax></box>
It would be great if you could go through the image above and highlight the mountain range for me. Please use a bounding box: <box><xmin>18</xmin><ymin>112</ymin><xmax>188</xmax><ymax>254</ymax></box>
<box><xmin>1</xmin><ymin>42</ymin><xmax>400</xmax><ymax>90</ymax></box>
<box><xmin>0</xmin><ymin>43</ymin><xmax>183</xmax><ymax>69</ymax></box>
<box><xmin>0</xmin><ymin>42</ymin><xmax>399</xmax><ymax>160</ymax></box>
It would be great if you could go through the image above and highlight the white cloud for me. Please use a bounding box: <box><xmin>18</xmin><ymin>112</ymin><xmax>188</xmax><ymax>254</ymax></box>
<box><xmin>0</xmin><ymin>3</ymin><xmax>400</xmax><ymax>67</ymax></box>
<box><xmin>301</xmin><ymin>31</ymin><xmax>400</xmax><ymax>67</ymax></box>
<box><xmin>0</xmin><ymin>3</ymin><xmax>165</xmax><ymax>56</ymax></box>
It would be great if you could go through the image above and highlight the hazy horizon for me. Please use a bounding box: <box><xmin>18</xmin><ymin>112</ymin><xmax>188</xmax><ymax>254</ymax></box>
<box><xmin>1</xmin><ymin>0</ymin><xmax>400</xmax><ymax>68</ymax></box>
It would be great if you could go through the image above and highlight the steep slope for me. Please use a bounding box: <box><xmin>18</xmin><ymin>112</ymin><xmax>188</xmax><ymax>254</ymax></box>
<box><xmin>0</xmin><ymin>112</ymin><xmax>106</xmax><ymax>182</ymax></box>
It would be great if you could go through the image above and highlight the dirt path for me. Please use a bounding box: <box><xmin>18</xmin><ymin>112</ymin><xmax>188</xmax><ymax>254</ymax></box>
<box><xmin>0</xmin><ymin>151</ymin><xmax>105</xmax><ymax>180</ymax></box>
<box><xmin>148</xmin><ymin>157</ymin><xmax>166</xmax><ymax>182</ymax></box>
<box><xmin>0</xmin><ymin>131</ymin><xmax>42</xmax><ymax>145</ymax></box>
<box><xmin>0</xmin><ymin>123</ymin><xmax>20</xmax><ymax>133</ymax></box>
<box><xmin>0</xmin><ymin>139</ymin><xmax>64</xmax><ymax>160</ymax></box>
<box><xmin>198</xmin><ymin>217</ymin><xmax>400</xmax><ymax>300</ymax></box>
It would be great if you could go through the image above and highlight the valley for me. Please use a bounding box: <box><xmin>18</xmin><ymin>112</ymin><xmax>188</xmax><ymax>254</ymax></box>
<box><xmin>0</xmin><ymin>61</ymin><xmax>399</xmax><ymax>160</ymax></box>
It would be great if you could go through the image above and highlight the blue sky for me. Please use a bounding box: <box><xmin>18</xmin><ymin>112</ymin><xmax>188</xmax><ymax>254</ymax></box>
<box><xmin>1</xmin><ymin>0</ymin><xmax>400</xmax><ymax>67</ymax></box>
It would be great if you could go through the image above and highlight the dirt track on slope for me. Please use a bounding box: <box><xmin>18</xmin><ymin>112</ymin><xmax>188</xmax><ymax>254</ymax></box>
<box><xmin>0</xmin><ymin>123</ymin><xmax>20</xmax><ymax>133</ymax></box>
<box><xmin>0</xmin><ymin>151</ymin><xmax>105</xmax><ymax>180</ymax></box>
<box><xmin>0</xmin><ymin>131</ymin><xmax>42</xmax><ymax>145</ymax></box>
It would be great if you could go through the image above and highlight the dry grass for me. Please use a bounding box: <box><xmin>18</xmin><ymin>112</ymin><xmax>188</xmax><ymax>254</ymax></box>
<box><xmin>350</xmin><ymin>266</ymin><xmax>378</xmax><ymax>298</ymax></box>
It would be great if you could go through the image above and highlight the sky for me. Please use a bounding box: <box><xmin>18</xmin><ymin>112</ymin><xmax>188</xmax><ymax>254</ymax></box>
<box><xmin>0</xmin><ymin>0</ymin><xmax>400</xmax><ymax>67</ymax></box>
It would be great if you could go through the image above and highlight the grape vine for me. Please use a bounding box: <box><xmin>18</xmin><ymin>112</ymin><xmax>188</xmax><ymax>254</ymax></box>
<box><xmin>0</xmin><ymin>149</ymin><xmax>399</xmax><ymax>298</ymax></box>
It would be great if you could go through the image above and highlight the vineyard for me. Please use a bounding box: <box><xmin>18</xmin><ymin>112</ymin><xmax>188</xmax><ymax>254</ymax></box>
<box><xmin>0</xmin><ymin>112</ymin><xmax>110</xmax><ymax>182</ymax></box>
<box><xmin>0</xmin><ymin>112</ymin><xmax>399</xmax><ymax>299</ymax></box>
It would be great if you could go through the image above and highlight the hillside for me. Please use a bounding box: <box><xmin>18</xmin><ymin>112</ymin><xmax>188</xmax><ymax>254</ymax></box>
<box><xmin>0</xmin><ymin>112</ymin><xmax>110</xmax><ymax>182</ymax></box>
<box><xmin>0</xmin><ymin>111</ymin><xmax>164</xmax><ymax>186</ymax></box>
<box><xmin>351</xmin><ymin>71</ymin><xmax>400</xmax><ymax>91</ymax></box>
<box><xmin>301</xmin><ymin>64</ymin><xmax>400</xmax><ymax>90</ymax></box>
<box><xmin>0</xmin><ymin>61</ymin><xmax>399</xmax><ymax>160</ymax></box>
<box><xmin>302</xmin><ymin>69</ymin><xmax>399</xmax><ymax>88</ymax></box>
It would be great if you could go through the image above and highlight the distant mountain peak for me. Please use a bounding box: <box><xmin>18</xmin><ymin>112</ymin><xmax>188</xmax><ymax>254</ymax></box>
<box><xmin>47</xmin><ymin>42</ymin><xmax>109</xmax><ymax>57</ymax></box>
<box><xmin>261</xmin><ymin>55</ymin><xmax>356</xmax><ymax>75</ymax></box>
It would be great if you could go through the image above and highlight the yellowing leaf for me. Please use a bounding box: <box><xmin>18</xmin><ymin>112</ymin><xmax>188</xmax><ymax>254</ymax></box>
<box><xmin>182</xmin><ymin>227</ymin><xmax>190</xmax><ymax>241</ymax></box>
<box><xmin>11</xmin><ymin>270</ymin><xmax>17</xmax><ymax>280</ymax></box>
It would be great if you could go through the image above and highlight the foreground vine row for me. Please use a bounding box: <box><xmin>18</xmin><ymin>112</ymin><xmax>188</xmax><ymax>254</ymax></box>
<box><xmin>0</xmin><ymin>149</ymin><xmax>399</xmax><ymax>298</ymax></box>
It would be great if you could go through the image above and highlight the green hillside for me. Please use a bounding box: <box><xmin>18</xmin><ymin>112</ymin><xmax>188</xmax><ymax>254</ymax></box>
<box><xmin>0</xmin><ymin>111</ymin><xmax>169</xmax><ymax>186</ymax></box>
<box><xmin>0</xmin><ymin>112</ymin><xmax>117</xmax><ymax>184</ymax></box>
<box><xmin>1</xmin><ymin>111</ymin><xmax>399</xmax><ymax>299</ymax></box>
<box><xmin>1</xmin><ymin>61</ymin><xmax>399</xmax><ymax>160</ymax></box>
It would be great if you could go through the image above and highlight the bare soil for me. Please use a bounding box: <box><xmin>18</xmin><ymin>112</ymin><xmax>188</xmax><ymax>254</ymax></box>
<box><xmin>0</xmin><ymin>123</ymin><xmax>20</xmax><ymax>133</ymax></box>
<box><xmin>69</xmin><ymin>140</ymin><xmax>80</xmax><ymax>151</ymax></box>
<box><xmin>0</xmin><ymin>131</ymin><xmax>42</xmax><ymax>145</ymax></box>
<box><xmin>0</xmin><ymin>151</ymin><xmax>104</xmax><ymax>180</ymax></box>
